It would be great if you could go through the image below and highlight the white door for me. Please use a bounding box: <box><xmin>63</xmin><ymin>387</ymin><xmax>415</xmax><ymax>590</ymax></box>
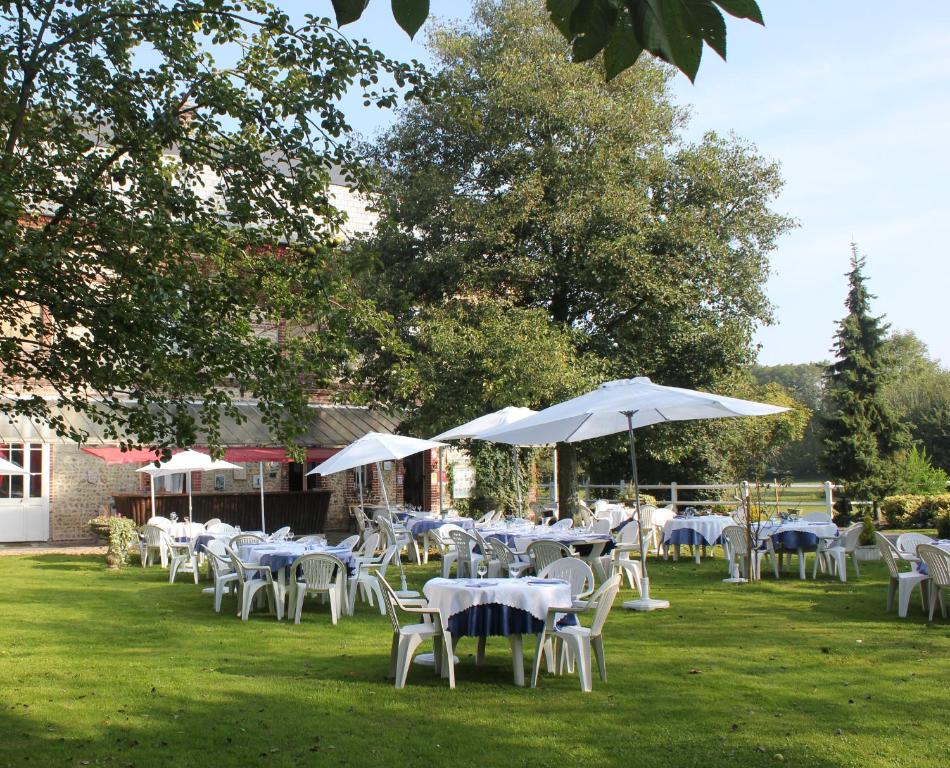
<box><xmin>0</xmin><ymin>443</ymin><xmax>49</xmax><ymax>542</ymax></box>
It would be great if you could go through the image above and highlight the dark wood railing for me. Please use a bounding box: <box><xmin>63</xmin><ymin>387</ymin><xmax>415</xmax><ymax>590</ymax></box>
<box><xmin>113</xmin><ymin>490</ymin><xmax>331</xmax><ymax>533</ymax></box>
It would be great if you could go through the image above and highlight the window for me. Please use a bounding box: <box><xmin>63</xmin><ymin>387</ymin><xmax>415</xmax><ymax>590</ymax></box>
<box><xmin>0</xmin><ymin>443</ymin><xmax>44</xmax><ymax>500</ymax></box>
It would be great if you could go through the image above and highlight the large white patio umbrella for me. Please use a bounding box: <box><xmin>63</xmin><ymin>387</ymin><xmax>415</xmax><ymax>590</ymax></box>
<box><xmin>478</xmin><ymin>377</ymin><xmax>789</xmax><ymax>611</ymax></box>
<box><xmin>307</xmin><ymin>432</ymin><xmax>446</xmax><ymax>511</ymax></box>
<box><xmin>0</xmin><ymin>457</ymin><xmax>28</xmax><ymax>475</ymax></box>
<box><xmin>137</xmin><ymin>449</ymin><xmax>240</xmax><ymax>523</ymax></box>
<box><xmin>432</xmin><ymin>406</ymin><xmax>538</xmax><ymax>515</ymax></box>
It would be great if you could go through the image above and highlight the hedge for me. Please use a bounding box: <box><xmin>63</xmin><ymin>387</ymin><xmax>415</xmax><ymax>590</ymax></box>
<box><xmin>880</xmin><ymin>494</ymin><xmax>950</xmax><ymax>528</ymax></box>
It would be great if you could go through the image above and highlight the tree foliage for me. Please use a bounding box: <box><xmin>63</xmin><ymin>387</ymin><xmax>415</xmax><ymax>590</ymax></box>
<box><xmin>355</xmin><ymin>0</ymin><xmax>792</xmax><ymax>494</ymax></box>
<box><xmin>0</xmin><ymin>1</ymin><xmax>423</xmax><ymax>453</ymax></box>
<box><xmin>333</xmin><ymin>0</ymin><xmax>765</xmax><ymax>81</ymax></box>
<box><xmin>820</xmin><ymin>245</ymin><xmax>909</xmax><ymax>500</ymax></box>
<box><xmin>883</xmin><ymin>331</ymin><xmax>950</xmax><ymax>473</ymax></box>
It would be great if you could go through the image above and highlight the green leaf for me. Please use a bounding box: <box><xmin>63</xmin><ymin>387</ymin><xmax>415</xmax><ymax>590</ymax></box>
<box><xmin>331</xmin><ymin>0</ymin><xmax>371</xmax><ymax>26</ymax></box>
<box><xmin>569</xmin><ymin>0</ymin><xmax>619</xmax><ymax>63</ymax></box>
<box><xmin>546</xmin><ymin>0</ymin><xmax>582</xmax><ymax>38</ymax></box>
<box><xmin>628</xmin><ymin>0</ymin><xmax>702</xmax><ymax>82</ymax></box>
<box><xmin>713</xmin><ymin>0</ymin><xmax>764</xmax><ymax>24</ymax></box>
<box><xmin>391</xmin><ymin>0</ymin><xmax>430</xmax><ymax>39</ymax></box>
<box><xmin>603</xmin><ymin>11</ymin><xmax>643</xmax><ymax>80</ymax></box>
<box><xmin>685</xmin><ymin>0</ymin><xmax>728</xmax><ymax>61</ymax></box>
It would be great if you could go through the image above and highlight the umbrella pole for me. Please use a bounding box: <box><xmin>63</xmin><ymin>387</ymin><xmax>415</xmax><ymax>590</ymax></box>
<box><xmin>621</xmin><ymin>411</ymin><xmax>669</xmax><ymax>612</ymax></box>
<box><xmin>150</xmin><ymin>475</ymin><xmax>156</xmax><ymax>519</ymax></box>
<box><xmin>511</xmin><ymin>445</ymin><xmax>523</xmax><ymax>517</ymax></box>
<box><xmin>259</xmin><ymin>461</ymin><xmax>266</xmax><ymax>534</ymax></box>
<box><xmin>186</xmin><ymin>472</ymin><xmax>193</xmax><ymax>522</ymax></box>
<box><xmin>358</xmin><ymin>466</ymin><xmax>364</xmax><ymax>511</ymax></box>
<box><xmin>552</xmin><ymin>446</ymin><xmax>559</xmax><ymax>511</ymax></box>
<box><xmin>376</xmin><ymin>461</ymin><xmax>391</xmax><ymax>511</ymax></box>
<box><xmin>438</xmin><ymin>447</ymin><xmax>444</xmax><ymax>515</ymax></box>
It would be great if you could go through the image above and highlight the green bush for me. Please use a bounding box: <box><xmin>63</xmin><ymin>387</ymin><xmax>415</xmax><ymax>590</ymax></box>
<box><xmin>937</xmin><ymin>514</ymin><xmax>950</xmax><ymax>540</ymax></box>
<box><xmin>88</xmin><ymin>516</ymin><xmax>139</xmax><ymax>568</ymax></box>
<box><xmin>891</xmin><ymin>446</ymin><xmax>949</xmax><ymax>495</ymax></box>
<box><xmin>859</xmin><ymin>511</ymin><xmax>876</xmax><ymax>546</ymax></box>
<box><xmin>880</xmin><ymin>493</ymin><xmax>950</xmax><ymax>528</ymax></box>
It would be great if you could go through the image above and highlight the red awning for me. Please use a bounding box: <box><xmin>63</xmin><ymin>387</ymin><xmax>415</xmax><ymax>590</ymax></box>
<box><xmin>83</xmin><ymin>445</ymin><xmax>339</xmax><ymax>464</ymax></box>
<box><xmin>81</xmin><ymin>446</ymin><xmax>165</xmax><ymax>464</ymax></box>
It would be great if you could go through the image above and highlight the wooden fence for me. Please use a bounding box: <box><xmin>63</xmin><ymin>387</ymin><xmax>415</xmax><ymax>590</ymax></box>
<box><xmin>113</xmin><ymin>490</ymin><xmax>332</xmax><ymax>533</ymax></box>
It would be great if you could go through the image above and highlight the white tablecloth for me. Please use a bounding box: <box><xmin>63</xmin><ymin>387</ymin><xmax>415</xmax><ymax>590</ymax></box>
<box><xmin>755</xmin><ymin>520</ymin><xmax>838</xmax><ymax>541</ymax></box>
<box><xmin>423</xmin><ymin>577</ymin><xmax>573</xmax><ymax>625</ymax></box>
<box><xmin>169</xmin><ymin>522</ymin><xmax>206</xmax><ymax>539</ymax></box>
<box><xmin>649</xmin><ymin>507</ymin><xmax>678</xmax><ymax>529</ymax></box>
<box><xmin>663</xmin><ymin>515</ymin><xmax>734</xmax><ymax>545</ymax></box>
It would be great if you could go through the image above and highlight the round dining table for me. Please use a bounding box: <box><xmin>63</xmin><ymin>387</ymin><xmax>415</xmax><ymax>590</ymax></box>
<box><xmin>423</xmin><ymin>577</ymin><xmax>574</xmax><ymax>686</ymax></box>
<box><xmin>662</xmin><ymin>514</ymin><xmax>734</xmax><ymax>563</ymax></box>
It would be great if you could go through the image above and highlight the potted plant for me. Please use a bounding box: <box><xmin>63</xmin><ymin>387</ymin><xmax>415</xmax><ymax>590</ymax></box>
<box><xmin>87</xmin><ymin>515</ymin><xmax>111</xmax><ymax>543</ymax></box>
<box><xmin>854</xmin><ymin>510</ymin><xmax>881</xmax><ymax>561</ymax></box>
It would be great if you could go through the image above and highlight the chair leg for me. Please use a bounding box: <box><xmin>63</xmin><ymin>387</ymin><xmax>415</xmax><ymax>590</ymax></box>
<box><xmin>836</xmin><ymin>552</ymin><xmax>847</xmax><ymax>583</ymax></box>
<box><xmin>396</xmin><ymin>634</ymin><xmax>425</xmax><ymax>688</ymax></box>
<box><xmin>531</xmin><ymin>632</ymin><xmax>547</xmax><ymax>688</ymax></box>
<box><xmin>886</xmin><ymin>578</ymin><xmax>896</xmax><ymax>612</ymax></box>
<box><xmin>797</xmin><ymin>549</ymin><xmax>806</xmax><ymax>580</ymax></box>
<box><xmin>388</xmin><ymin>635</ymin><xmax>399</xmax><ymax>679</ymax></box>
<box><xmin>294</xmin><ymin>587</ymin><xmax>306</xmax><ymax>624</ymax></box>
<box><xmin>852</xmin><ymin>553</ymin><xmax>860</xmax><ymax>578</ymax></box>
<box><xmin>442</xmin><ymin>631</ymin><xmax>456</xmax><ymax>689</ymax></box>
<box><xmin>898</xmin><ymin>580</ymin><xmax>916</xmax><ymax>618</ymax></box>
<box><xmin>592</xmin><ymin>635</ymin><xmax>607</xmax><ymax>682</ymax></box>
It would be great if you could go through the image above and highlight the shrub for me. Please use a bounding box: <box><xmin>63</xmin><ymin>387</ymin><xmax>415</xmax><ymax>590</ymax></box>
<box><xmin>937</xmin><ymin>514</ymin><xmax>950</xmax><ymax>540</ymax></box>
<box><xmin>891</xmin><ymin>446</ymin><xmax>949</xmax><ymax>495</ymax></box>
<box><xmin>88</xmin><ymin>516</ymin><xmax>139</xmax><ymax>568</ymax></box>
<box><xmin>880</xmin><ymin>493</ymin><xmax>950</xmax><ymax>528</ymax></box>
<box><xmin>858</xmin><ymin>511</ymin><xmax>876</xmax><ymax>546</ymax></box>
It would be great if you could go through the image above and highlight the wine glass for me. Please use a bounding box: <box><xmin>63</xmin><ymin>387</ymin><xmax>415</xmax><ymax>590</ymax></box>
<box><xmin>476</xmin><ymin>558</ymin><xmax>488</xmax><ymax>580</ymax></box>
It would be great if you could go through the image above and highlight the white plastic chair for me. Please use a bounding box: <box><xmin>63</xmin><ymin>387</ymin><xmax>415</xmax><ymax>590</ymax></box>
<box><xmin>896</xmin><ymin>533</ymin><xmax>934</xmax><ymax>558</ymax></box>
<box><xmin>876</xmin><ymin>533</ymin><xmax>929</xmax><ymax>618</ymax></box>
<box><xmin>288</xmin><ymin>553</ymin><xmax>346</xmax><ymax>625</ymax></box>
<box><xmin>531</xmin><ymin>574</ymin><xmax>621</xmax><ymax>692</ymax></box>
<box><xmin>526</xmin><ymin>540</ymin><xmax>572</xmax><ymax>575</ymax></box>
<box><xmin>722</xmin><ymin>525</ymin><xmax>777</xmax><ymax>581</ymax></box>
<box><xmin>204</xmin><ymin>539</ymin><xmax>239</xmax><ymax>612</ymax></box>
<box><xmin>164</xmin><ymin>532</ymin><xmax>199</xmax><ymax>584</ymax></box>
<box><xmin>447</xmin><ymin>529</ymin><xmax>484</xmax><ymax>579</ymax></box>
<box><xmin>140</xmin><ymin>524</ymin><xmax>168</xmax><ymax>568</ymax></box>
<box><xmin>611</xmin><ymin>522</ymin><xmax>644</xmax><ymax>592</ymax></box>
<box><xmin>204</xmin><ymin>518</ymin><xmax>222</xmax><ymax>527</ymax></box>
<box><xmin>336</xmin><ymin>534</ymin><xmax>360</xmax><ymax>551</ymax></box>
<box><xmin>475</xmin><ymin>509</ymin><xmax>496</xmax><ymax>525</ymax></box>
<box><xmin>430</xmin><ymin>524</ymin><xmax>463</xmax><ymax>578</ymax></box>
<box><xmin>206</xmin><ymin>522</ymin><xmax>236</xmax><ymax>534</ymax></box>
<box><xmin>227</xmin><ymin>546</ymin><xmax>284</xmax><ymax>621</ymax></box>
<box><xmin>538</xmin><ymin>558</ymin><xmax>595</xmax><ymax>608</ymax></box>
<box><xmin>551</xmin><ymin>518</ymin><xmax>574</xmax><ymax>530</ymax></box>
<box><xmin>591</xmin><ymin>518</ymin><xmax>612</xmax><ymax>535</ymax></box>
<box><xmin>377</xmin><ymin>573</ymin><xmax>455</xmax><ymax>689</ymax></box>
<box><xmin>379</xmin><ymin>517</ymin><xmax>421</xmax><ymax>566</ymax></box>
<box><xmin>916</xmin><ymin>544</ymin><xmax>950</xmax><ymax>621</ymax></box>
<box><xmin>267</xmin><ymin>526</ymin><xmax>292</xmax><ymax>541</ymax></box>
<box><xmin>813</xmin><ymin>523</ymin><xmax>863</xmax><ymax>581</ymax></box>
<box><xmin>485</xmin><ymin>537</ymin><xmax>532</xmax><ymax>578</ymax></box>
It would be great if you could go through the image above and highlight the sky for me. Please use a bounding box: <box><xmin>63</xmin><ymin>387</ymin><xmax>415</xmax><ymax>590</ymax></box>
<box><xmin>302</xmin><ymin>1</ymin><xmax>950</xmax><ymax>367</ymax></box>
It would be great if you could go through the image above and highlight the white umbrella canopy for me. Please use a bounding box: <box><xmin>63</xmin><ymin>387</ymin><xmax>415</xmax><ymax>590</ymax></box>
<box><xmin>431</xmin><ymin>406</ymin><xmax>538</xmax><ymax>441</ymax></box>
<box><xmin>307</xmin><ymin>432</ymin><xmax>446</xmax><ymax>511</ymax></box>
<box><xmin>479</xmin><ymin>377</ymin><xmax>789</xmax><ymax>610</ymax></box>
<box><xmin>137</xmin><ymin>449</ymin><xmax>240</xmax><ymax>521</ymax></box>
<box><xmin>0</xmin><ymin>456</ymin><xmax>28</xmax><ymax>475</ymax></box>
<box><xmin>476</xmin><ymin>378</ymin><xmax>788</xmax><ymax>445</ymax></box>
<box><xmin>432</xmin><ymin>406</ymin><xmax>539</xmax><ymax>515</ymax></box>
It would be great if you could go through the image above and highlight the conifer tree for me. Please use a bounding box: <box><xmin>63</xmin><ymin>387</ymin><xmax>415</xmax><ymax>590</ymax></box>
<box><xmin>821</xmin><ymin>244</ymin><xmax>908</xmax><ymax>500</ymax></box>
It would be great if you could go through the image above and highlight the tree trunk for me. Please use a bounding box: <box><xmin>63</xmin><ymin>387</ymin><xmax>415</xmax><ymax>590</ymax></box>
<box><xmin>556</xmin><ymin>442</ymin><xmax>578</xmax><ymax>521</ymax></box>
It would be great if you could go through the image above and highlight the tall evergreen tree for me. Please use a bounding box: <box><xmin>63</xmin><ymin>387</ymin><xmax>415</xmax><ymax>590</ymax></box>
<box><xmin>821</xmin><ymin>244</ymin><xmax>908</xmax><ymax>500</ymax></box>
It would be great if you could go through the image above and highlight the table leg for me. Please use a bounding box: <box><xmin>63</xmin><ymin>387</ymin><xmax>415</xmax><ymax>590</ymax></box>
<box><xmin>510</xmin><ymin>634</ymin><xmax>524</xmax><ymax>687</ymax></box>
<box><xmin>673</xmin><ymin>544</ymin><xmax>680</xmax><ymax>562</ymax></box>
<box><xmin>476</xmin><ymin>635</ymin><xmax>486</xmax><ymax>665</ymax></box>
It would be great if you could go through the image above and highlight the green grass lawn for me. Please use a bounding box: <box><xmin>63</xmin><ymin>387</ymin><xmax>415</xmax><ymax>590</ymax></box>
<box><xmin>1</xmin><ymin>551</ymin><xmax>948</xmax><ymax>768</ymax></box>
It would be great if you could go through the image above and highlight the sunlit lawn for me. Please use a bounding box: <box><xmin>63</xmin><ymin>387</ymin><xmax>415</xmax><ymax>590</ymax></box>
<box><xmin>1</xmin><ymin>550</ymin><xmax>948</xmax><ymax>768</ymax></box>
